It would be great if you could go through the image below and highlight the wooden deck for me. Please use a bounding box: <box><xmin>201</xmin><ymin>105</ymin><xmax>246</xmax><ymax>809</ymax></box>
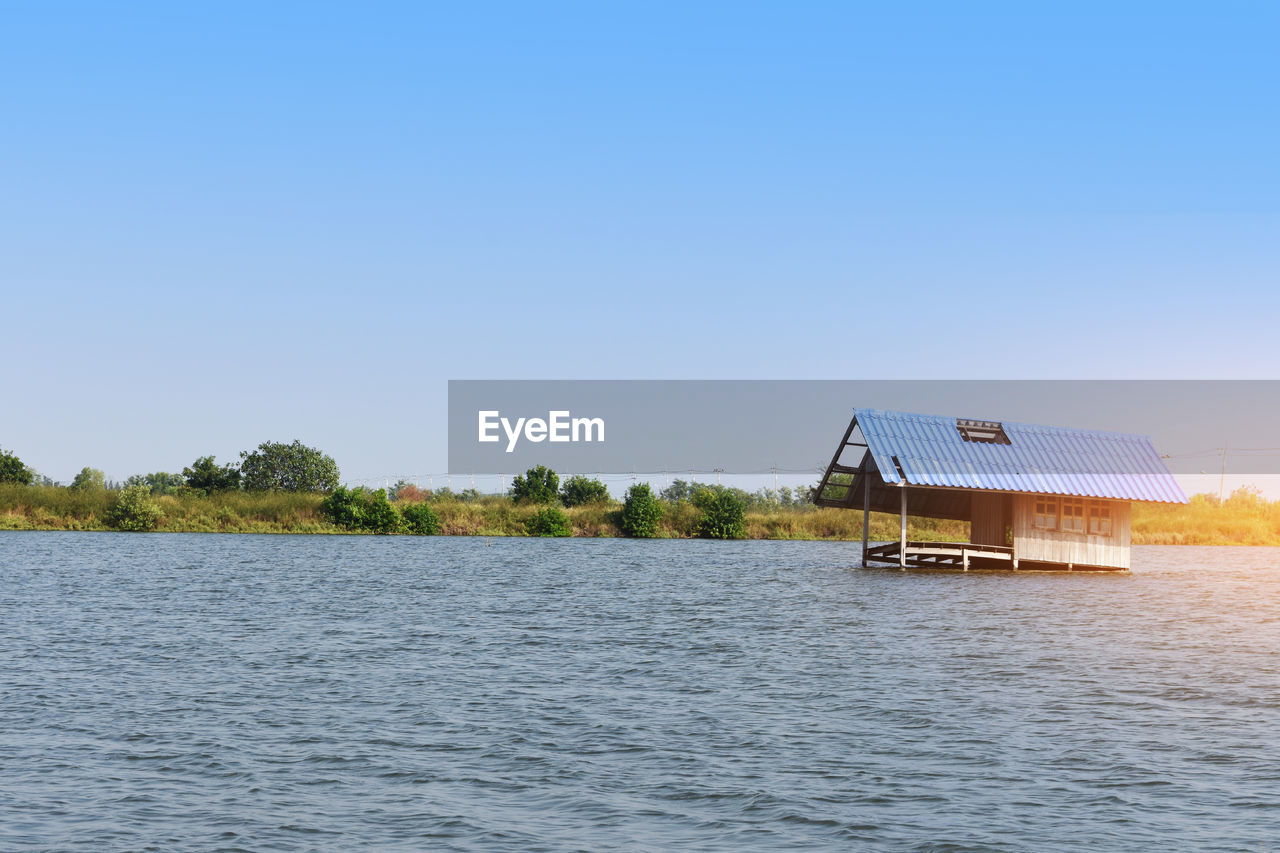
<box><xmin>864</xmin><ymin>540</ymin><xmax>1016</xmax><ymax>571</ymax></box>
<box><xmin>862</xmin><ymin>541</ymin><xmax>1128</xmax><ymax>572</ymax></box>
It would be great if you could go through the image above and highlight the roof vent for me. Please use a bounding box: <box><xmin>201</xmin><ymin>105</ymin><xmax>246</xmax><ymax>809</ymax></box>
<box><xmin>956</xmin><ymin>418</ymin><xmax>1011</xmax><ymax>445</ymax></box>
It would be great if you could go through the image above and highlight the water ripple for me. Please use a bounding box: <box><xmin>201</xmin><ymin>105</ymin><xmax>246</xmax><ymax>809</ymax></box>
<box><xmin>1</xmin><ymin>533</ymin><xmax>1278</xmax><ymax>851</ymax></box>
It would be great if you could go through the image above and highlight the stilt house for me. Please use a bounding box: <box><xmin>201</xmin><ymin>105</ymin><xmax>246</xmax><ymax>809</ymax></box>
<box><xmin>814</xmin><ymin>408</ymin><xmax>1188</xmax><ymax>571</ymax></box>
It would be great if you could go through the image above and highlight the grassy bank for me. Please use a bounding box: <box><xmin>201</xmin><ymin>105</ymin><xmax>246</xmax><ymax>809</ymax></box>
<box><xmin>0</xmin><ymin>485</ymin><xmax>967</xmax><ymax>539</ymax></box>
<box><xmin>0</xmin><ymin>485</ymin><xmax>336</xmax><ymax>534</ymax></box>
<box><xmin>1</xmin><ymin>484</ymin><xmax>1277</xmax><ymax>544</ymax></box>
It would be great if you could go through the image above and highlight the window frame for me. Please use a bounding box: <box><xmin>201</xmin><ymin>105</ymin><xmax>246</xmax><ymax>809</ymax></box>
<box><xmin>1060</xmin><ymin>497</ymin><xmax>1086</xmax><ymax>533</ymax></box>
<box><xmin>1087</xmin><ymin>501</ymin><xmax>1113</xmax><ymax>537</ymax></box>
<box><xmin>956</xmin><ymin>418</ymin><xmax>1012</xmax><ymax>445</ymax></box>
<box><xmin>1033</xmin><ymin>496</ymin><xmax>1059</xmax><ymax>530</ymax></box>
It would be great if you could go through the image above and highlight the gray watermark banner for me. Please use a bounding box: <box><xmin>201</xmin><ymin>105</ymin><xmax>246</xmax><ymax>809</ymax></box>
<box><xmin>447</xmin><ymin>380</ymin><xmax>1280</xmax><ymax>476</ymax></box>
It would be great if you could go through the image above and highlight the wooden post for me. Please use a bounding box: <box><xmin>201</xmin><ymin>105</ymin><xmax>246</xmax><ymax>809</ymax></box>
<box><xmin>899</xmin><ymin>486</ymin><xmax>908</xmax><ymax>571</ymax></box>
<box><xmin>861</xmin><ymin>461</ymin><xmax>871</xmax><ymax>566</ymax></box>
<box><xmin>962</xmin><ymin>549</ymin><xmax>970</xmax><ymax>572</ymax></box>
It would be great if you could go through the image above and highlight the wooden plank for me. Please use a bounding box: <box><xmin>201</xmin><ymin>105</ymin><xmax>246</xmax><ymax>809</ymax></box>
<box><xmin>908</xmin><ymin>546</ymin><xmax>1011</xmax><ymax>560</ymax></box>
<box><xmin>906</xmin><ymin>540</ymin><xmax>1011</xmax><ymax>555</ymax></box>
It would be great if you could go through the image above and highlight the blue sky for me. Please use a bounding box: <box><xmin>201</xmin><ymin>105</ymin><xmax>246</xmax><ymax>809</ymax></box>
<box><xmin>2</xmin><ymin>1</ymin><xmax>1277</xmax><ymax>484</ymax></box>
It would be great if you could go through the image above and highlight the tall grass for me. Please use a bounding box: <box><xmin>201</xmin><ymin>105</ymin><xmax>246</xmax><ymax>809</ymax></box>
<box><xmin>2</xmin><ymin>484</ymin><xmax>1277</xmax><ymax>544</ymax></box>
<box><xmin>1132</xmin><ymin>490</ymin><xmax>1280</xmax><ymax>545</ymax></box>
<box><xmin>0</xmin><ymin>484</ymin><xmax>336</xmax><ymax>533</ymax></box>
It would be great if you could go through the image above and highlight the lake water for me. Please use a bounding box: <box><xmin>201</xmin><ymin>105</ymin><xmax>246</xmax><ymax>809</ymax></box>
<box><xmin>2</xmin><ymin>532</ymin><xmax>1277</xmax><ymax>852</ymax></box>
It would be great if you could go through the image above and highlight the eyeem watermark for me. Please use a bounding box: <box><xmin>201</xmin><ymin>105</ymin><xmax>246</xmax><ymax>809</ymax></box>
<box><xmin>478</xmin><ymin>410</ymin><xmax>605</xmax><ymax>453</ymax></box>
<box><xmin>450</xmin><ymin>380</ymin><xmax>1280</xmax><ymax>476</ymax></box>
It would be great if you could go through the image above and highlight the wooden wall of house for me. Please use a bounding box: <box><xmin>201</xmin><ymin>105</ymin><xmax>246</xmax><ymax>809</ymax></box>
<box><xmin>970</xmin><ymin>493</ymin><xmax>1011</xmax><ymax>546</ymax></box>
<box><xmin>1012</xmin><ymin>496</ymin><xmax>1131</xmax><ymax>569</ymax></box>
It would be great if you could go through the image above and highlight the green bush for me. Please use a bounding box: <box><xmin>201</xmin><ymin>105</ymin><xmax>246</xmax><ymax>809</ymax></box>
<box><xmin>694</xmin><ymin>486</ymin><xmax>746</xmax><ymax>539</ymax></box>
<box><xmin>620</xmin><ymin>483</ymin><xmax>663</xmax><ymax>538</ymax></box>
<box><xmin>560</xmin><ymin>475</ymin><xmax>610</xmax><ymax>507</ymax></box>
<box><xmin>510</xmin><ymin>465</ymin><xmax>559</xmax><ymax>504</ymax></box>
<box><xmin>108</xmin><ymin>484</ymin><xmax>164</xmax><ymax>531</ymax></box>
<box><xmin>321</xmin><ymin>485</ymin><xmax>366</xmax><ymax>528</ymax></box>
<box><xmin>0</xmin><ymin>448</ymin><xmax>32</xmax><ymax>485</ymax></box>
<box><xmin>400</xmin><ymin>501</ymin><xmax>441</xmax><ymax>535</ymax></box>
<box><xmin>526</xmin><ymin>505</ymin><xmax>571</xmax><ymax>537</ymax></box>
<box><xmin>363</xmin><ymin>489</ymin><xmax>402</xmax><ymax>533</ymax></box>
<box><xmin>321</xmin><ymin>486</ymin><xmax>402</xmax><ymax>533</ymax></box>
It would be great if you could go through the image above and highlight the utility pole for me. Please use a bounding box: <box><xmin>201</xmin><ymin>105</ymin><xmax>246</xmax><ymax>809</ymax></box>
<box><xmin>714</xmin><ymin>467</ymin><xmax>724</xmax><ymax>486</ymax></box>
<box><xmin>1220</xmin><ymin>446</ymin><xmax>1228</xmax><ymax>502</ymax></box>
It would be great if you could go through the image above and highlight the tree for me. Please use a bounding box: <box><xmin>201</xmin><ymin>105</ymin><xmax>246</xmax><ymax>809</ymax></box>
<box><xmin>125</xmin><ymin>472</ymin><xmax>186</xmax><ymax>495</ymax></box>
<box><xmin>620</xmin><ymin>483</ymin><xmax>663</xmax><ymax>538</ymax></box>
<box><xmin>183</xmin><ymin>456</ymin><xmax>241</xmax><ymax>493</ymax></box>
<box><xmin>239</xmin><ymin>440</ymin><xmax>339</xmax><ymax>493</ymax></box>
<box><xmin>391</xmin><ymin>480</ymin><xmax>432</xmax><ymax>502</ymax></box>
<box><xmin>660</xmin><ymin>479</ymin><xmax>697</xmax><ymax>502</ymax></box>
<box><xmin>694</xmin><ymin>486</ymin><xmax>746</xmax><ymax>539</ymax></box>
<box><xmin>108</xmin><ymin>484</ymin><xmax>164</xmax><ymax>531</ymax></box>
<box><xmin>560</xmin><ymin>475</ymin><xmax>609</xmax><ymax>507</ymax></box>
<box><xmin>0</xmin><ymin>448</ymin><xmax>33</xmax><ymax>485</ymax></box>
<box><xmin>510</xmin><ymin>465</ymin><xmax>559</xmax><ymax>504</ymax></box>
<box><xmin>69</xmin><ymin>467</ymin><xmax>106</xmax><ymax>491</ymax></box>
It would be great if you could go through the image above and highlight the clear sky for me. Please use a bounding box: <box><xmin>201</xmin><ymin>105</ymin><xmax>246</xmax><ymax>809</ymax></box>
<box><xmin>3</xmin><ymin>1</ymin><xmax>1277</xmax><ymax>485</ymax></box>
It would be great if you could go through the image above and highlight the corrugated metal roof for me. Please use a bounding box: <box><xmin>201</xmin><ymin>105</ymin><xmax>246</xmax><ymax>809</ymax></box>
<box><xmin>855</xmin><ymin>408</ymin><xmax>1189</xmax><ymax>504</ymax></box>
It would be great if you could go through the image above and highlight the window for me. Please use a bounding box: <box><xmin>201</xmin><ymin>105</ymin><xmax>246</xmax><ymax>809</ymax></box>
<box><xmin>1035</xmin><ymin>496</ymin><xmax>1114</xmax><ymax>536</ymax></box>
<box><xmin>957</xmin><ymin>418</ymin><xmax>1011</xmax><ymax>445</ymax></box>
<box><xmin>1088</xmin><ymin>502</ymin><xmax>1112</xmax><ymax>536</ymax></box>
<box><xmin>1061</xmin><ymin>498</ymin><xmax>1085</xmax><ymax>533</ymax></box>
<box><xmin>1034</xmin><ymin>497</ymin><xmax>1058</xmax><ymax>530</ymax></box>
